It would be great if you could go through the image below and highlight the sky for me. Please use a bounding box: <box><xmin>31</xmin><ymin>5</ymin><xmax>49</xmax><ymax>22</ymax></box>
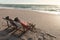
<box><xmin>0</xmin><ymin>0</ymin><xmax>60</xmax><ymax>5</ymax></box>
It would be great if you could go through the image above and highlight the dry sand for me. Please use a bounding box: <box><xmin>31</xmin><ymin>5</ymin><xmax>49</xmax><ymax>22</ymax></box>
<box><xmin>0</xmin><ymin>9</ymin><xmax>60</xmax><ymax>40</ymax></box>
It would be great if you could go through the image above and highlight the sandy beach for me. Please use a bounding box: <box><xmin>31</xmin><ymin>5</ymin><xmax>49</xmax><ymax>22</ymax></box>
<box><xmin>0</xmin><ymin>9</ymin><xmax>60</xmax><ymax>40</ymax></box>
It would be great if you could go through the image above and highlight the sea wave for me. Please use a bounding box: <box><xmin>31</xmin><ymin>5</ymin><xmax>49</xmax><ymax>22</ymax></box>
<box><xmin>0</xmin><ymin>4</ymin><xmax>60</xmax><ymax>15</ymax></box>
<box><xmin>33</xmin><ymin>10</ymin><xmax>60</xmax><ymax>15</ymax></box>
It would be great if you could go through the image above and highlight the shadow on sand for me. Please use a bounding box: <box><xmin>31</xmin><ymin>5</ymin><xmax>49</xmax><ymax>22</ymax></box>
<box><xmin>0</xmin><ymin>27</ymin><xmax>26</xmax><ymax>40</ymax></box>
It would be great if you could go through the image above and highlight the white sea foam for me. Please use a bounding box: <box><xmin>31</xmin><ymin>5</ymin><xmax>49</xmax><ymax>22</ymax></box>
<box><xmin>33</xmin><ymin>10</ymin><xmax>60</xmax><ymax>15</ymax></box>
<box><xmin>0</xmin><ymin>6</ymin><xmax>60</xmax><ymax>15</ymax></box>
<box><xmin>0</xmin><ymin>6</ymin><xmax>16</xmax><ymax>9</ymax></box>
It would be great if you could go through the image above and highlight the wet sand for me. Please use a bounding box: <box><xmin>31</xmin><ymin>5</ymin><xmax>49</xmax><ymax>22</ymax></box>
<box><xmin>0</xmin><ymin>9</ymin><xmax>60</xmax><ymax>40</ymax></box>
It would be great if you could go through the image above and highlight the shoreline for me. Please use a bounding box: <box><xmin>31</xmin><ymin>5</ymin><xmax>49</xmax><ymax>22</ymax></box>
<box><xmin>0</xmin><ymin>6</ymin><xmax>60</xmax><ymax>15</ymax></box>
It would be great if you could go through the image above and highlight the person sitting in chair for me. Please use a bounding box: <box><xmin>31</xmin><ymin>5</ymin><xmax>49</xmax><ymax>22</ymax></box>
<box><xmin>14</xmin><ymin>17</ymin><xmax>35</xmax><ymax>31</ymax></box>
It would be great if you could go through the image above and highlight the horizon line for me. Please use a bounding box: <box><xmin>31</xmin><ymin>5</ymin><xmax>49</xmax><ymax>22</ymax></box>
<box><xmin>0</xmin><ymin>3</ymin><xmax>60</xmax><ymax>5</ymax></box>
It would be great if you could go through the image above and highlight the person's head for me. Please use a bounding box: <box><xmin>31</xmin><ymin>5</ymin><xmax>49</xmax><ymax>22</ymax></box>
<box><xmin>14</xmin><ymin>17</ymin><xmax>20</xmax><ymax>22</ymax></box>
<box><xmin>3</xmin><ymin>16</ymin><xmax>9</xmax><ymax>20</ymax></box>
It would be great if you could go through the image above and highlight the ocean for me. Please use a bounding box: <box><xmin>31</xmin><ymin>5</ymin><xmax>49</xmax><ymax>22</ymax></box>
<box><xmin>0</xmin><ymin>4</ymin><xmax>60</xmax><ymax>14</ymax></box>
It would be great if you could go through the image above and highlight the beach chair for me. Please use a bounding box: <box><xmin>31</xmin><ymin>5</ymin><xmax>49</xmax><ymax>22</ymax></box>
<box><xmin>3</xmin><ymin>16</ymin><xmax>36</xmax><ymax>38</ymax></box>
<box><xmin>2</xmin><ymin>16</ymin><xmax>27</xmax><ymax>37</ymax></box>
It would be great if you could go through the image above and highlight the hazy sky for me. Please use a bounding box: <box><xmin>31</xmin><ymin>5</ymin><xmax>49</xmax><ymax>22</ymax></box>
<box><xmin>0</xmin><ymin>0</ymin><xmax>60</xmax><ymax>5</ymax></box>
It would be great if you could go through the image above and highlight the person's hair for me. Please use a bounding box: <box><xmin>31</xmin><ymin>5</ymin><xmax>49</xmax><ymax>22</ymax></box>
<box><xmin>14</xmin><ymin>17</ymin><xmax>20</xmax><ymax>22</ymax></box>
<box><xmin>5</xmin><ymin>16</ymin><xmax>9</xmax><ymax>20</ymax></box>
